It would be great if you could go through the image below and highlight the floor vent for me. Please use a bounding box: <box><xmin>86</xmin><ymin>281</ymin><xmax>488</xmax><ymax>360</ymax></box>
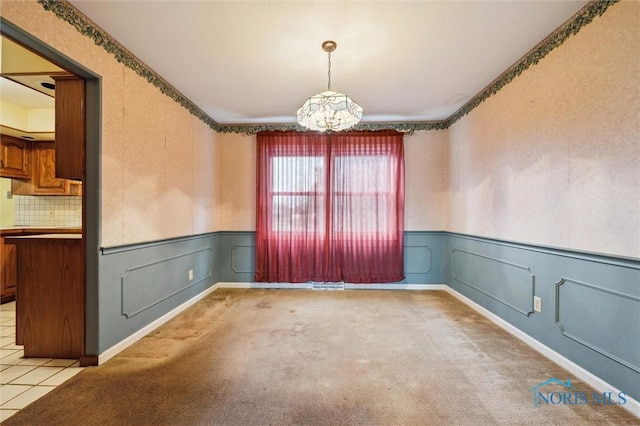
<box><xmin>312</xmin><ymin>282</ymin><xmax>345</xmax><ymax>291</ymax></box>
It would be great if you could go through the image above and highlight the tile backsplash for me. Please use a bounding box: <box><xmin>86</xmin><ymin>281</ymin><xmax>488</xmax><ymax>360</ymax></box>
<box><xmin>14</xmin><ymin>195</ymin><xmax>82</xmax><ymax>227</ymax></box>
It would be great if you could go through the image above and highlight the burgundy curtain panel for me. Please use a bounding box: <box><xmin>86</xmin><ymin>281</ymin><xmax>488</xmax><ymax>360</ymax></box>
<box><xmin>255</xmin><ymin>130</ymin><xmax>405</xmax><ymax>283</ymax></box>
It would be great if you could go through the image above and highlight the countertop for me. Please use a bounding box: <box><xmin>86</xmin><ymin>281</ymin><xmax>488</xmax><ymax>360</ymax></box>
<box><xmin>0</xmin><ymin>227</ymin><xmax>82</xmax><ymax>236</ymax></box>
<box><xmin>5</xmin><ymin>233</ymin><xmax>82</xmax><ymax>240</ymax></box>
<box><xmin>4</xmin><ymin>233</ymin><xmax>82</xmax><ymax>245</ymax></box>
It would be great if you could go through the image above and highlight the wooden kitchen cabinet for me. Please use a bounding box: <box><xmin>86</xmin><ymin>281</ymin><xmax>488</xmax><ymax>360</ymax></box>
<box><xmin>54</xmin><ymin>76</ymin><xmax>85</xmax><ymax>180</ymax></box>
<box><xmin>0</xmin><ymin>237</ymin><xmax>17</xmax><ymax>303</ymax></box>
<box><xmin>0</xmin><ymin>135</ymin><xmax>31</xmax><ymax>179</ymax></box>
<box><xmin>11</xmin><ymin>142</ymin><xmax>82</xmax><ymax>196</ymax></box>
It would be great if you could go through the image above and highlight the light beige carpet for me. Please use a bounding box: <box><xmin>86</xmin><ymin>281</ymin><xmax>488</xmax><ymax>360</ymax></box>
<box><xmin>5</xmin><ymin>289</ymin><xmax>638</xmax><ymax>425</ymax></box>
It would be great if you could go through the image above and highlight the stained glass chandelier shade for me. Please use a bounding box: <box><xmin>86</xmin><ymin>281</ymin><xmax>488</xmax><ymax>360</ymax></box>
<box><xmin>297</xmin><ymin>41</ymin><xmax>363</xmax><ymax>132</ymax></box>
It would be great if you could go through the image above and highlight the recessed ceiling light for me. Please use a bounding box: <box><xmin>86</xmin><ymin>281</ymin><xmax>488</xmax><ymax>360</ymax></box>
<box><xmin>20</xmin><ymin>135</ymin><xmax>35</xmax><ymax>140</ymax></box>
<box><xmin>40</xmin><ymin>81</ymin><xmax>55</xmax><ymax>90</ymax></box>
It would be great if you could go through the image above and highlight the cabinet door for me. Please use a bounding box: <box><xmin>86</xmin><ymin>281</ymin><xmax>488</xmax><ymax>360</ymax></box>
<box><xmin>14</xmin><ymin>240</ymin><xmax>84</xmax><ymax>358</ymax></box>
<box><xmin>0</xmin><ymin>237</ymin><xmax>17</xmax><ymax>304</ymax></box>
<box><xmin>0</xmin><ymin>135</ymin><xmax>30</xmax><ymax>179</ymax></box>
<box><xmin>54</xmin><ymin>76</ymin><xmax>85</xmax><ymax>180</ymax></box>
<box><xmin>32</xmin><ymin>143</ymin><xmax>68</xmax><ymax>194</ymax></box>
<box><xmin>11</xmin><ymin>142</ymin><xmax>81</xmax><ymax>196</ymax></box>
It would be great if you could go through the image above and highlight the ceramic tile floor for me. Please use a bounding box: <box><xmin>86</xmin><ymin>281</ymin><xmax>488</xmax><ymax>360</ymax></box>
<box><xmin>0</xmin><ymin>302</ymin><xmax>85</xmax><ymax>422</ymax></box>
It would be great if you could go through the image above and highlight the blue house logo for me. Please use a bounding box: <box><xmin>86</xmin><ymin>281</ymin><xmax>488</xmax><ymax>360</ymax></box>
<box><xmin>532</xmin><ymin>378</ymin><xmax>577</xmax><ymax>407</ymax></box>
<box><xmin>532</xmin><ymin>377</ymin><xmax>627</xmax><ymax>408</ymax></box>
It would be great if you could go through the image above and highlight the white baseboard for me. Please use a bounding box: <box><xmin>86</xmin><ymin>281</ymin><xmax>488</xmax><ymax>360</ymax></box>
<box><xmin>443</xmin><ymin>287</ymin><xmax>640</xmax><ymax>418</ymax></box>
<box><xmin>217</xmin><ymin>282</ymin><xmax>313</xmax><ymax>289</ymax></box>
<box><xmin>344</xmin><ymin>283</ymin><xmax>447</xmax><ymax>290</ymax></box>
<box><xmin>217</xmin><ymin>282</ymin><xmax>448</xmax><ymax>291</ymax></box>
<box><xmin>97</xmin><ymin>283</ymin><xmax>221</xmax><ymax>365</ymax></box>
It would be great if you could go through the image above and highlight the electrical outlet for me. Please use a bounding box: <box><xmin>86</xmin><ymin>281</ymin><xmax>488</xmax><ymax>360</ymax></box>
<box><xmin>533</xmin><ymin>296</ymin><xmax>542</xmax><ymax>313</ymax></box>
<box><xmin>188</xmin><ymin>269</ymin><xmax>194</xmax><ymax>281</ymax></box>
<box><xmin>6</xmin><ymin>191</ymin><xmax>12</xmax><ymax>199</ymax></box>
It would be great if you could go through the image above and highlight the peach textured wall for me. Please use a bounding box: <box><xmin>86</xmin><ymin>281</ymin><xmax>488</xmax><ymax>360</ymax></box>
<box><xmin>1</xmin><ymin>1</ymin><xmax>217</xmax><ymax>247</ymax></box>
<box><xmin>404</xmin><ymin>131</ymin><xmax>446</xmax><ymax>231</ymax></box>
<box><xmin>446</xmin><ymin>0</ymin><xmax>639</xmax><ymax>258</ymax></box>
<box><xmin>214</xmin><ymin>131</ymin><xmax>446</xmax><ymax>232</ymax></box>
<box><xmin>4</xmin><ymin>1</ymin><xmax>636</xmax><ymax>255</ymax></box>
<box><xmin>215</xmin><ymin>133</ymin><xmax>256</xmax><ymax>231</ymax></box>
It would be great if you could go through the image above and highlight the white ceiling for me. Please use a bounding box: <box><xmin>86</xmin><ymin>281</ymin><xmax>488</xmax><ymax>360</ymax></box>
<box><xmin>1</xmin><ymin>77</ymin><xmax>54</xmax><ymax>109</ymax></box>
<box><xmin>0</xmin><ymin>36</ymin><xmax>60</xmax><ymax>108</ymax></box>
<box><xmin>70</xmin><ymin>0</ymin><xmax>589</xmax><ymax>125</ymax></box>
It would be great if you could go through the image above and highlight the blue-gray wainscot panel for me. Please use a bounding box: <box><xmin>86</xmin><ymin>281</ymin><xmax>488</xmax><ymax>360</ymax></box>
<box><xmin>446</xmin><ymin>233</ymin><xmax>640</xmax><ymax>402</ymax></box>
<box><xmin>96</xmin><ymin>230</ymin><xmax>639</xmax><ymax>402</ymax></box>
<box><xmin>215</xmin><ymin>231</ymin><xmax>446</xmax><ymax>284</ymax></box>
<box><xmin>98</xmin><ymin>234</ymin><xmax>218</xmax><ymax>353</ymax></box>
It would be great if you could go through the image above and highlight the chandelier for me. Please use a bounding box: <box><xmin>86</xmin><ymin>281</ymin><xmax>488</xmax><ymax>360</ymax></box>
<box><xmin>297</xmin><ymin>41</ymin><xmax>363</xmax><ymax>132</ymax></box>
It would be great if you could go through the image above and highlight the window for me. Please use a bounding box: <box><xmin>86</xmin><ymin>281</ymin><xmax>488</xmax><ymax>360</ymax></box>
<box><xmin>256</xmin><ymin>131</ymin><xmax>405</xmax><ymax>283</ymax></box>
<box><xmin>331</xmin><ymin>153</ymin><xmax>397</xmax><ymax>237</ymax></box>
<box><xmin>271</xmin><ymin>155</ymin><xmax>325</xmax><ymax>233</ymax></box>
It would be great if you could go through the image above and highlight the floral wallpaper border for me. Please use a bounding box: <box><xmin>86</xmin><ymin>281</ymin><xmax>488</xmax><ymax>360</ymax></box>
<box><xmin>39</xmin><ymin>0</ymin><xmax>618</xmax><ymax>135</ymax></box>
<box><xmin>443</xmin><ymin>0</ymin><xmax>618</xmax><ymax>128</ymax></box>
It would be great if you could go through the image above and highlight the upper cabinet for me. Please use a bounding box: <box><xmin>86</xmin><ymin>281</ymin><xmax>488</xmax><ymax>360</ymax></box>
<box><xmin>53</xmin><ymin>76</ymin><xmax>85</xmax><ymax>180</ymax></box>
<box><xmin>0</xmin><ymin>135</ymin><xmax>31</xmax><ymax>179</ymax></box>
<box><xmin>12</xmin><ymin>142</ymin><xmax>81</xmax><ymax>196</ymax></box>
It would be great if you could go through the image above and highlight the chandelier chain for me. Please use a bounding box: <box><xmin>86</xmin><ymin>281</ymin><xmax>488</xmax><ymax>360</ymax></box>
<box><xmin>327</xmin><ymin>51</ymin><xmax>332</xmax><ymax>91</ymax></box>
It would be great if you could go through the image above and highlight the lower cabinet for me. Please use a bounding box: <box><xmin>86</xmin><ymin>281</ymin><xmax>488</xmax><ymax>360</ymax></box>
<box><xmin>0</xmin><ymin>237</ymin><xmax>17</xmax><ymax>303</ymax></box>
<box><xmin>8</xmin><ymin>235</ymin><xmax>84</xmax><ymax>359</ymax></box>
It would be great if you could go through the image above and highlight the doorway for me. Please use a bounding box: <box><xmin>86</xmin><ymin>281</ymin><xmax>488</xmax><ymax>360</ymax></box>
<box><xmin>1</xmin><ymin>18</ymin><xmax>100</xmax><ymax>364</ymax></box>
